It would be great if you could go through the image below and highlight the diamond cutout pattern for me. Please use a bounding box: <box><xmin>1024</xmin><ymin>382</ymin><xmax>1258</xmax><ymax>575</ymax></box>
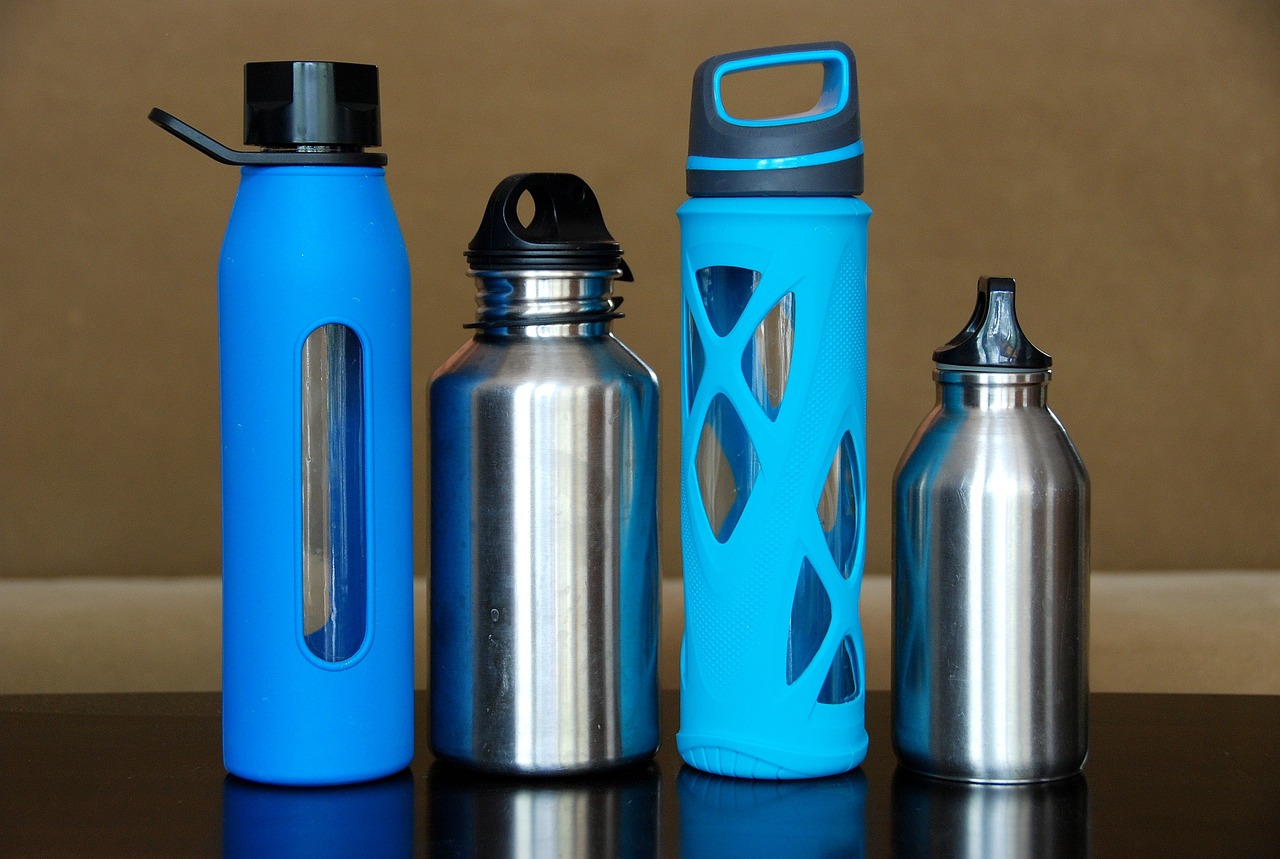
<box><xmin>786</xmin><ymin>558</ymin><xmax>831</xmax><ymax>686</ymax></box>
<box><xmin>691</xmin><ymin>259</ymin><xmax>862</xmax><ymax>707</ymax></box>
<box><xmin>697</xmin><ymin>266</ymin><xmax>760</xmax><ymax>337</ymax></box>
<box><xmin>817</xmin><ymin>635</ymin><xmax>860</xmax><ymax>704</ymax></box>
<box><xmin>741</xmin><ymin>291</ymin><xmax>794</xmax><ymax>421</ymax></box>
<box><xmin>685</xmin><ymin>309</ymin><xmax>705</xmax><ymax>410</ymax></box>
<box><xmin>817</xmin><ymin>431</ymin><xmax>859</xmax><ymax>579</ymax></box>
<box><xmin>695</xmin><ymin>394</ymin><xmax>759</xmax><ymax>543</ymax></box>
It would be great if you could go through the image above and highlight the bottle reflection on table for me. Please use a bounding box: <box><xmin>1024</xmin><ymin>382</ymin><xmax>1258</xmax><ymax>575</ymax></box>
<box><xmin>678</xmin><ymin>765</ymin><xmax>868</xmax><ymax>858</ymax></box>
<box><xmin>222</xmin><ymin>769</ymin><xmax>414</xmax><ymax>858</ymax></box>
<box><xmin>891</xmin><ymin>767</ymin><xmax>1089</xmax><ymax>859</ymax></box>
<box><xmin>427</xmin><ymin>761</ymin><xmax>660</xmax><ymax>859</ymax></box>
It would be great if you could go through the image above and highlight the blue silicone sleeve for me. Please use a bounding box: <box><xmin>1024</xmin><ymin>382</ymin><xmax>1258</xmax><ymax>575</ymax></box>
<box><xmin>219</xmin><ymin>166</ymin><xmax>414</xmax><ymax>785</ymax></box>
<box><xmin>678</xmin><ymin>195</ymin><xmax>870</xmax><ymax>778</ymax></box>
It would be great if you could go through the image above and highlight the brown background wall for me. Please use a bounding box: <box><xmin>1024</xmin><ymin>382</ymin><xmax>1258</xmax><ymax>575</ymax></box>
<box><xmin>2</xmin><ymin>0</ymin><xmax>1278</xmax><ymax>580</ymax></box>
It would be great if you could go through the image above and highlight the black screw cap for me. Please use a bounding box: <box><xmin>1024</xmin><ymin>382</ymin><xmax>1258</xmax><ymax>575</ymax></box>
<box><xmin>465</xmin><ymin>173</ymin><xmax>628</xmax><ymax>275</ymax></box>
<box><xmin>244</xmin><ymin>61</ymin><xmax>380</xmax><ymax>149</ymax></box>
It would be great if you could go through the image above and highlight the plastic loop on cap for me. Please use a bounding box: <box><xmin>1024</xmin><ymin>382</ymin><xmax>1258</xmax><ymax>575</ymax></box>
<box><xmin>149</xmin><ymin>60</ymin><xmax>387</xmax><ymax>167</ymax></box>
<box><xmin>685</xmin><ymin>41</ymin><xmax>863</xmax><ymax>197</ymax></box>
<box><xmin>712</xmin><ymin>48</ymin><xmax>850</xmax><ymax>128</ymax></box>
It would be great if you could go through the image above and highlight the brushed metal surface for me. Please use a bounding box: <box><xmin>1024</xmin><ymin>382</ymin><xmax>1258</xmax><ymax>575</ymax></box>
<box><xmin>430</xmin><ymin>272</ymin><xmax>660</xmax><ymax>774</ymax></box>
<box><xmin>893</xmin><ymin>369</ymin><xmax>1089</xmax><ymax>782</ymax></box>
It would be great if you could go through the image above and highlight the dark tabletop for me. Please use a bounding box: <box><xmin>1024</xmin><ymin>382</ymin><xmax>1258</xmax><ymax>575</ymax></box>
<box><xmin>0</xmin><ymin>690</ymin><xmax>1276</xmax><ymax>857</ymax></box>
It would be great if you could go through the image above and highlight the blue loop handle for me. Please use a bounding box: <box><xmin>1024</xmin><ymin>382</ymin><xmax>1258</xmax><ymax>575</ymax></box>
<box><xmin>711</xmin><ymin>48</ymin><xmax>851</xmax><ymax>128</ymax></box>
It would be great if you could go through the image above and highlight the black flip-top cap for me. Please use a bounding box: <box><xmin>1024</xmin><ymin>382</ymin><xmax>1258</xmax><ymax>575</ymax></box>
<box><xmin>933</xmin><ymin>277</ymin><xmax>1052</xmax><ymax>369</ymax></box>
<box><xmin>466</xmin><ymin>173</ymin><xmax>628</xmax><ymax>274</ymax></box>
<box><xmin>687</xmin><ymin>41</ymin><xmax>863</xmax><ymax>197</ymax></box>
<box><xmin>244</xmin><ymin>61</ymin><xmax>381</xmax><ymax>148</ymax></box>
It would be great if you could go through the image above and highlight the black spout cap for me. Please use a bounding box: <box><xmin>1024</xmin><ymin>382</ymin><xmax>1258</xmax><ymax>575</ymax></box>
<box><xmin>465</xmin><ymin>173</ymin><xmax>631</xmax><ymax>277</ymax></box>
<box><xmin>244</xmin><ymin>61</ymin><xmax>381</xmax><ymax>149</ymax></box>
<box><xmin>933</xmin><ymin>277</ymin><xmax>1052</xmax><ymax>369</ymax></box>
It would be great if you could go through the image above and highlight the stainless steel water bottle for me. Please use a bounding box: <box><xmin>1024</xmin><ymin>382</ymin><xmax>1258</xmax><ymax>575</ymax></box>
<box><xmin>429</xmin><ymin>173</ymin><xmax>660</xmax><ymax>774</ymax></box>
<box><xmin>892</xmin><ymin>276</ymin><xmax>1089</xmax><ymax>783</ymax></box>
<box><xmin>150</xmin><ymin>61</ymin><xmax>414</xmax><ymax>786</ymax></box>
<box><xmin>678</xmin><ymin>42</ymin><xmax>870</xmax><ymax>779</ymax></box>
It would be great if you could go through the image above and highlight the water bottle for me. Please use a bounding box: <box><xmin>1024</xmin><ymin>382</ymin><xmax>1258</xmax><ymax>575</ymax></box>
<box><xmin>429</xmin><ymin>172</ymin><xmax>660</xmax><ymax>774</ymax></box>
<box><xmin>677</xmin><ymin>42</ymin><xmax>871</xmax><ymax>779</ymax></box>
<box><xmin>150</xmin><ymin>61</ymin><xmax>414</xmax><ymax>785</ymax></box>
<box><xmin>892</xmin><ymin>276</ymin><xmax>1089</xmax><ymax>783</ymax></box>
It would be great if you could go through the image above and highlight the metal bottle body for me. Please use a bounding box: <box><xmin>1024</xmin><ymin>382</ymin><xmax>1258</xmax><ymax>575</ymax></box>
<box><xmin>678</xmin><ymin>196</ymin><xmax>870</xmax><ymax>779</ymax></box>
<box><xmin>429</xmin><ymin>272</ymin><xmax>660</xmax><ymax>774</ymax></box>
<box><xmin>892</xmin><ymin>368</ymin><xmax>1089</xmax><ymax>783</ymax></box>
<box><xmin>219</xmin><ymin>166</ymin><xmax>415</xmax><ymax>785</ymax></box>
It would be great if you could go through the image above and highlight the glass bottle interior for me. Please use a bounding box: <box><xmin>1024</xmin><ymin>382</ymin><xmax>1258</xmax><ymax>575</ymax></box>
<box><xmin>301</xmin><ymin>323</ymin><xmax>368</xmax><ymax>662</ymax></box>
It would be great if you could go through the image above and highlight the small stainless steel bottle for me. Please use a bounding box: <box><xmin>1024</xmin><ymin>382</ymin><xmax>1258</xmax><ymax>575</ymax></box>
<box><xmin>892</xmin><ymin>276</ymin><xmax>1089</xmax><ymax>783</ymax></box>
<box><xmin>430</xmin><ymin>173</ymin><xmax>660</xmax><ymax>774</ymax></box>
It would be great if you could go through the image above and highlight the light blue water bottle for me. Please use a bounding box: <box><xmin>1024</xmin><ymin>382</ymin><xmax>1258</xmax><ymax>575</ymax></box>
<box><xmin>150</xmin><ymin>61</ymin><xmax>413</xmax><ymax>785</ymax></box>
<box><xmin>678</xmin><ymin>42</ymin><xmax>871</xmax><ymax>779</ymax></box>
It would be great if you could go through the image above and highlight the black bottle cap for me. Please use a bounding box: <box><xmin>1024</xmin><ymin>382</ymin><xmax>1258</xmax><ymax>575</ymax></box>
<box><xmin>465</xmin><ymin>173</ymin><xmax>631</xmax><ymax>276</ymax></box>
<box><xmin>244</xmin><ymin>61</ymin><xmax>381</xmax><ymax>149</ymax></box>
<box><xmin>933</xmin><ymin>277</ymin><xmax>1052</xmax><ymax>369</ymax></box>
<box><xmin>686</xmin><ymin>41</ymin><xmax>863</xmax><ymax>197</ymax></box>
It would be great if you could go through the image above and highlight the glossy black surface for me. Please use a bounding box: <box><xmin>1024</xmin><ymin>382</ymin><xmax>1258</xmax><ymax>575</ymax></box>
<box><xmin>0</xmin><ymin>691</ymin><xmax>1276</xmax><ymax>856</ymax></box>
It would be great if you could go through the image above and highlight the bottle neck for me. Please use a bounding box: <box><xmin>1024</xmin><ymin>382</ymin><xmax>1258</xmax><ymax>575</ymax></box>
<box><xmin>469</xmin><ymin>271</ymin><xmax>620</xmax><ymax>339</ymax></box>
<box><xmin>260</xmin><ymin>144</ymin><xmax>361</xmax><ymax>154</ymax></box>
<box><xmin>934</xmin><ymin>367</ymin><xmax>1050</xmax><ymax>410</ymax></box>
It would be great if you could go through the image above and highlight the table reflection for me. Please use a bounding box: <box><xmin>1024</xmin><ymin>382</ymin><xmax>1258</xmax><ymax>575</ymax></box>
<box><xmin>427</xmin><ymin>761</ymin><xmax>660</xmax><ymax>858</ymax></box>
<box><xmin>679</xmin><ymin>766</ymin><xmax>868</xmax><ymax>858</ymax></box>
<box><xmin>891</xmin><ymin>768</ymin><xmax>1089</xmax><ymax>858</ymax></box>
<box><xmin>222</xmin><ymin>770</ymin><xmax>414</xmax><ymax>858</ymax></box>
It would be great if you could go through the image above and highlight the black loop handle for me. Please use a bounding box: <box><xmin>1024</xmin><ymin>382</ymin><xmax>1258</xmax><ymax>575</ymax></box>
<box><xmin>148</xmin><ymin>108</ymin><xmax>387</xmax><ymax>167</ymax></box>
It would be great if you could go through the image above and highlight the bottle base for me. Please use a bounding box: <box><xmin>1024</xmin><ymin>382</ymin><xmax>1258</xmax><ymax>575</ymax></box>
<box><xmin>430</xmin><ymin>747</ymin><xmax>658</xmax><ymax>778</ymax></box>
<box><xmin>224</xmin><ymin>758</ymin><xmax>414</xmax><ymax>788</ymax></box>
<box><xmin>893</xmin><ymin>747</ymin><xmax>1088</xmax><ymax>785</ymax></box>
<box><xmin>678</xmin><ymin>731</ymin><xmax>867</xmax><ymax>780</ymax></box>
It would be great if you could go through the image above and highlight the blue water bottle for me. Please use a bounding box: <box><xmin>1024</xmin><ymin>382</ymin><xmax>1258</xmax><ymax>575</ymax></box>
<box><xmin>678</xmin><ymin>42</ymin><xmax>871</xmax><ymax>779</ymax></box>
<box><xmin>150</xmin><ymin>61</ymin><xmax>414</xmax><ymax>785</ymax></box>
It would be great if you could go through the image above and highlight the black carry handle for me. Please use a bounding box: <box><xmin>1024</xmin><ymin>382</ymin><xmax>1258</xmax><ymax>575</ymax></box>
<box><xmin>148</xmin><ymin>108</ymin><xmax>388</xmax><ymax>167</ymax></box>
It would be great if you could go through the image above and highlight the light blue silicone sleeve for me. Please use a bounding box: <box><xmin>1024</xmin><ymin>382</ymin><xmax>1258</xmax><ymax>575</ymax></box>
<box><xmin>678</xmin><ymin>194</ymin><xmax>870</xmax><ymax>779</ymax></box>
<box><xmin>219</xmin><ymin>166</ymin><xmax>414</xmax><ymax>785</ymax></box>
